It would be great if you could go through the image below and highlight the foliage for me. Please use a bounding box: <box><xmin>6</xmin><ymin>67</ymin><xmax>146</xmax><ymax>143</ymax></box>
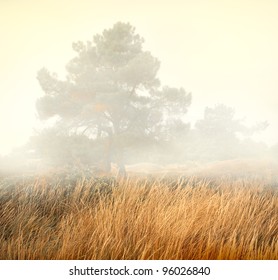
<box><xmin>270</xmin><ymin>143</ymin><xmax>278</xmax><ymax>162</ymax></box>
<box><xmin>195</xmin><ymin>104</ymin><xmax>268</xmax><ymax>138</ymax></box>
<box><xmin>193</xmin><ymin>104</ymin><xmax>268</xmax><ymax>161</ymax></box>
<box><xmin>36</xmin><ymin>22</ymin><xmax>191</xmax><ymax>172</ymax></box>
<box><xmin>29</xmin><ymin>128</ymin><xmax>100</xmax><ymax>167</ymax></box>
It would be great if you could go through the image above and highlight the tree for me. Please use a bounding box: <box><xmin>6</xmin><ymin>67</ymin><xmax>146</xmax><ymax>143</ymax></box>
<box><xmin>28</xmin><ymin>128</ymin><xmax>100</xmax><ymax>167</ymax></box>
<box><xmin>270</xmin><ymin>143</ymin><xmax>278</xmax><ymax>162</ymax></box>
<box><xmin>36</xmin><ymin>22</ymin><xmax>191</xmax><ymax>175</ymax></box>
<box><xmin>194</xmin><ymin>104</ymin><xmax>268</xmax><ymax>160</ymax></box>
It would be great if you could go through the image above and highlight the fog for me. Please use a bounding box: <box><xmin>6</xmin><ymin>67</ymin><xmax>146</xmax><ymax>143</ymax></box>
<box><xmin>1</xmin><ymin>0</ymin><xmax>278</xmax><ymax>180</ymax></box>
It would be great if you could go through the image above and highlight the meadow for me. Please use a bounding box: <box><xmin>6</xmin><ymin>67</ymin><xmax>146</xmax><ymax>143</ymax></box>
<box><xmin>0</xmin><ymin>170</ymin><xmax>277</xmax><ymax>260</ymax></box>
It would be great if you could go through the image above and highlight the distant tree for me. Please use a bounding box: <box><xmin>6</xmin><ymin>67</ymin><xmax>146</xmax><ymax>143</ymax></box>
<box><xmin>270</xmin><ymin>143</ymin><xmax>278</xmax><ymax>162</ymax></box>
<box><xmin>36</xmin><ymin>22</ymin><xmax>191</xmax><ymax>175</ymax></box>
<box><xmin>194</xmin><ymin>104</ymin><xmax>268</xmax><ymax>160</ymax></box>
<box><xmin>28</xmin><ymin>128</ymin><xmax>100</xmax><ymax>167</ymax></box>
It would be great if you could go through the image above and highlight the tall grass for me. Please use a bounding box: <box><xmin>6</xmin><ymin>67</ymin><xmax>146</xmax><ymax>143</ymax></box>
<box><xmin>0</xmin><ymin>175</ymin><xmax>277</xmax><ymax>259</ymax></box>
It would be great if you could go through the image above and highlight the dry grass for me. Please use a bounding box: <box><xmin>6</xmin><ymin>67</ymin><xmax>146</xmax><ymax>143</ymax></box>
<box><xmin>0</xmin><ymin>175</ymin><xmax>277</xmax><ymax>260</ymax></box>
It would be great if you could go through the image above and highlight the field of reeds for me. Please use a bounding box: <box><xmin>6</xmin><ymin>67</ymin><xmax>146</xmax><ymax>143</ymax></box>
<box><xmin>0</xmin><ymin>174</ymin><xmax>277</xmax><ymax>260</ymax></box>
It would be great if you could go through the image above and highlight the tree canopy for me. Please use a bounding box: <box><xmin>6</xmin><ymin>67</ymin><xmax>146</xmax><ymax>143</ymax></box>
<box><xmin>36</xmin><ymin>22</ymin><xmax>191</xmax><ymax>174</ymax></box>
<box><xmin>193</xmin><ymin>104</ymin><xmax>268</xmax><ymax>160</ymax></box>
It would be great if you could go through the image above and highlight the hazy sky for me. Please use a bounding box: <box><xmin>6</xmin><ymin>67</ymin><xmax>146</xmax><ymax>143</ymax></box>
<box><xmin>1</xmin><ymin>0</ymin><xmax>278</xmax><ymax>155</ymax></box>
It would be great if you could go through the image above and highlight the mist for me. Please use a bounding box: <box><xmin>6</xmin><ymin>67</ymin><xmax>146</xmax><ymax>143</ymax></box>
<box><xmin>1</xmin><ymin>2</ymin><xmax>278</xmax><ymax>263</ymax></box>
<box><xmin>1</xmin><ymin>1</ymin><xmax>278</xmax><ymax>182</ymax></box>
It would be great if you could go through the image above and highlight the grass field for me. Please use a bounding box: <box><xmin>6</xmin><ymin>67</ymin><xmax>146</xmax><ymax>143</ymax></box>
<box><xmin>0</xmin><ymin>174</ymin><xmax>277</xmax><ymax>260</ymax></box>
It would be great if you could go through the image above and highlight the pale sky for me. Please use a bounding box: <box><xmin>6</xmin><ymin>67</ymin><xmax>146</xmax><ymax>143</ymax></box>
<box><xmin>1</xmin><ymin>0</ymin><xmax>278</xmax><ymax>155</ymax></box>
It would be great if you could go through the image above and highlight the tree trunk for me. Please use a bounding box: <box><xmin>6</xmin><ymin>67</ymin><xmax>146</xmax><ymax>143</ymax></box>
<box><xmin>103</xmin><ymin>155</ymin><xmax>111</xmax><ymax>173</ymax></box>
<box><xmin>112</xmin><ymin>121</ymin><xmax>127</xmax><ymax>177</ymax></box>
<box><xmin>116</xmin><ymin>147</ymin><xmax>126</xmax><ymax>177</ymax></box>
<box><xmin>103</xmin><ymin>129</ymin><xmax>113</xmax><ymax>173</ymax></box>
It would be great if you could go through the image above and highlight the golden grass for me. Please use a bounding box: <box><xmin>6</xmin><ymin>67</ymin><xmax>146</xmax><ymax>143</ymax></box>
<box><xmin>0</xmin><ymin>175</ymin><xmax>277</xmax><ymax>260</ymax></box>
